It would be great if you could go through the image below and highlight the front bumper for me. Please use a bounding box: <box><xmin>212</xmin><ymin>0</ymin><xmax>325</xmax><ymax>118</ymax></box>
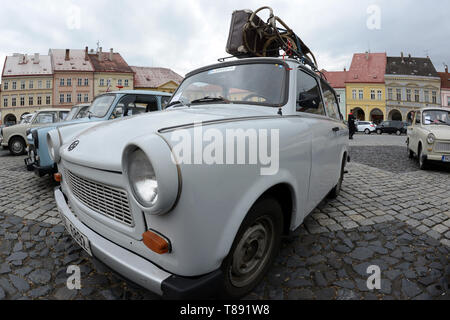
<box><xmin>425</xmin><ymin>153</ymin><xmax>450</xmax><ymax>162</ymax></box>
<box><xmin>54</xmin><ymin>187</ymin><xmax>223</xmax><ymax>299</ymax></box>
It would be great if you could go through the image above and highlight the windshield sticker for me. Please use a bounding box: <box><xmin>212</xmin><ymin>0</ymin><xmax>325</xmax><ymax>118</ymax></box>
<box><xmin>208</xmin><ymin>66</ymin><xmax>236</xmax><ymax>75</ymax></box>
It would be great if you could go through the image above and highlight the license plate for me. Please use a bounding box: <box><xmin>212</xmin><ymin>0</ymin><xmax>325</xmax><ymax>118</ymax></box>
<box><xmin>443</xmin><ymin>155</ymin><xmax>450</xmax><ymax>163</ymax></box>
<box><xmin>62</xmin><ymin>217</ymin><xmax>93</xmax><ymax>256</ymax></box>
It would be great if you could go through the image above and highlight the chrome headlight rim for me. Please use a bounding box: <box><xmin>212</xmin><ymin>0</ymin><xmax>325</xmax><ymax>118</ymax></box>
<box><xmin>427</xmin><ymin>133</ymin><xmax>436</xmax><ymax>145</ymax></box>
<box><xmin>126</xmin><ymin>147</ymin><xmax>159</xmax><ymax>209</ymax></box>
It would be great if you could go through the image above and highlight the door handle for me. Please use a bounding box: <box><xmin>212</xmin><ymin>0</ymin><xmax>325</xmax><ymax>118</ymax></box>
<box><xmin>332</xmin><ymin>127</ymin><xmax>340</xmax><ymax>132</ymax></box>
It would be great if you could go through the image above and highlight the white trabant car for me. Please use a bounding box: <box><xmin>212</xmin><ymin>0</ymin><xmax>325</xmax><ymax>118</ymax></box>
<box><xmin>407</xmin><ymin>107</ymin><xmax>450</xmax><ymax>169</ymax></box>
<box><xmin>49</xmin><ymin>58</ymin><xmax>349</xmax><ymax>299</ymax></box>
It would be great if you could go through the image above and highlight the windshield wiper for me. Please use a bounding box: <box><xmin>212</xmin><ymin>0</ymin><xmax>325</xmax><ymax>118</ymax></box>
<box><xmin>189</xmin><ymin>96</ymin><xmax>231</xmax><ymax>105</ymax></box>
<box><xmin>166</xmin><ymin>100</ymin><xmax>189</xmax><ymax>108</ymax></box>
<box><xmin>437</xmin><ymin>119</ymin><xmax>450</xmax><ymax>126</ymax></box>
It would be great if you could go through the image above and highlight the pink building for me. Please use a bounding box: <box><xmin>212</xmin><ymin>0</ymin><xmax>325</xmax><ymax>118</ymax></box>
<box><xmin>49</xmin><ymin>49</ymin><xmax>95</xmax><ymax>108</ymax></box>
<box><xmin>438</xmin><ymin>66</ymin><xmax>450</xmax><ymax>107</ymax></box>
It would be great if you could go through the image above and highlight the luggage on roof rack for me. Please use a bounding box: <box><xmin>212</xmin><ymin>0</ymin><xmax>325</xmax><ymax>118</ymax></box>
<box><xmin>225</xmin><ymin>6</ymin><xmax>318</xmax><ymax>70</ymax></box>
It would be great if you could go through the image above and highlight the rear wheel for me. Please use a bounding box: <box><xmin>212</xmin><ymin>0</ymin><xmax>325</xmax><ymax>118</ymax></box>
<box><xmin>364</xmin><ymin>129</ymin><xmax>370</xmax><ymax>135</ymax></box>
<box><xmin>220</xmin><ymin>197</ymin><xmax>283</xmax><ymax>299</ymax></box>
<box><xmin>377</xmin><ymin>129</ymin><xmax>382</xmax><ymax>135</ymax></box>
<box><xmin>396</xmin><ymin>130</ymin><xmax>402</xmax><ymax>136</ymax></box>
<box><xmin>328</xmin><ymin>157</ymin><xmax>346</xmax><ymax>199</ymax></box>
<box><xmin>407</xmin><ymin>140</ymin><xmax>414</xmax><ymax>159</ymax></box>
<box><xmin>9</xmin><ymin>137</ymin><xmax>26</xmax><ymax>156</ymax></box>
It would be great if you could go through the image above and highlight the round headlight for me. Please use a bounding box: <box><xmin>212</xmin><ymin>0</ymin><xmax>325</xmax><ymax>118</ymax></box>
<box><xmin>128</xmin><ymin>149</ymin><xmax>158</xmax><ymax>207</ymax></box>
<box><xmin>427</xmin><ymin>133</ymin><xmax>436</xmax><ymax>145</ymax></box>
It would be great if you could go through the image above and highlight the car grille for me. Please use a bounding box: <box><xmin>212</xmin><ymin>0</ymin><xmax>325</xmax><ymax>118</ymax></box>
<box><xmin>435</xmin><ymin>142</ymin><xmax>450</xmax><ymax>153</ymax></box>
<box><xmin>65</xmin><ymin>170</ymin><xmax>134</xmax><ymax>227</ymax></box>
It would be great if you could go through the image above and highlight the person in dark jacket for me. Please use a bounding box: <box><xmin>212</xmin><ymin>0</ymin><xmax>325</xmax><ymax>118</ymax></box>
<box><xmin>348</xmin><ymin>110</ymin><xmax>357</xmax><ymax>140</ymax></box>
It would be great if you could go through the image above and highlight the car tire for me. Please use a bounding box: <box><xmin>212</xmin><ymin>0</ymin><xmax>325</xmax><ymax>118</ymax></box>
<box><xmin>9</xmin><ymin>137</ymin><xmax>26</xmax><ymax>156</ymax></box>
<box><xmin>364</xmin><ymin>129</ymin><xmax>370</xmax><ymax>135</ymax></box>
<box><xmin>328</xmin><ymin>157</ymin><xmax>346</xmax><ymax>199</ymax></box>
<box><xmin>396</xmin><ymin>130</ymin><xmax>402</xmax><ymax>136</ymax></box>
<box><xmin>220</xmin><ymin>197</ymin><xmax>283</xmax><ymax>299</ymax></box>
<box><xmin>418</xmin><ymin>145</ymin><xmax>428</xmax><ymax>170</ymax></box>
<box><xmin>377</xmin><ymin>129</ymin><xmax>382</xmax><ymax>135</ymax></box>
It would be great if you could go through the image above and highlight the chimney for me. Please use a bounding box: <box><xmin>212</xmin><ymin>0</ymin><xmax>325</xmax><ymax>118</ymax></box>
<box><xmin>408</xmin><ymin>53</ymin><xmax>411</xmax><ymax>58</ymax></box>
<box><xmin>34</xmin><ymin>53</ymin><xmax>40</xmax><ymax>64</ymax></box>
<box><xmin>65</xmin><ymin>49</ymin><xmax>70</xmax><ymax>61</ymax></box>
<box><xmin>98</xmin><ymin>47</ymin><xmax>103</xmax><ymax>61</ymax></box>
<box><xmin>85</xmin><ymin>46</ymin><xmax>89</xmax><ymax>61</ymax></box>
<box><xmin>344</xmin><ymin>67</ymin><xmax>346</xmax><ymax>72</ymax></box>
<box><xmin>445</xmin><ymin>65</ymin><xmax>448</xmax><ymax>74</ymax></box>
<box><xmin>109</xmin><ymin>48</ymin><xmax>113</xmax><ymax>61</ymax></box>
<box><xmin>401</xmin><ymin>52</ymin><xmax>405</xmax><ymax>63</ymax></box>
<box><xmin>365</xmin><ymin>51</ymin><xmax>369</xmax><ymax>60</ymax></box>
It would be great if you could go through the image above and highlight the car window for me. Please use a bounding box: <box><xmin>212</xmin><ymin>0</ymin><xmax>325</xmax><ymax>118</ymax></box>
<box><xmin>296</xmin><ymin>70</ymin><xmax>325</xmax><ymax>116</ymax></box>
<box><xmin>34</xmin><ymin>113</ymin><xmax>55</xmax><ymax>124</ymax></box>
<box><xmin>415</xmin><ymin>112</ymin><xmax>421</xmax><ymax>124</ymax></box>
<box><xmin>88</xmin><ymin>95</ymin><xmax>116</xmax><ymax>118</ymax></box>
<box><xmin>77</xmin><ymin>106</ymin><xmax>90</xmax><ymax>119</ymax></box>
<box><xmin>320</xmin><ymin>80</ymin><xmax>341</xmax><ymax>120</ymax></box>
<box><xmin>60</xmin><ymin>111</ymin><xmax>69</xmax><ymax>121</ymax></box>
<box><xmin>161</xmin><ymin>96</ymin><xmax>171</xmax><ymax>109</ymax></box>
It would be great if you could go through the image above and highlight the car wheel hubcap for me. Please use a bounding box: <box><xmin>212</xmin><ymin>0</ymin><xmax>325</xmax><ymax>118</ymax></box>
<box><xmin>230</xmin><ymin>216</ymin><xmax>274</xmax><ymax>288</ymax></box>
<box><xmin>12</xmin><ymin>141</ymin><xmax>23</xmax><ymax>153</ymax></box>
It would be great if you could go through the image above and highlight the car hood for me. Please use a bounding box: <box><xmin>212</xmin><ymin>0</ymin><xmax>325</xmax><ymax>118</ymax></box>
<box><xmin>423</xmin><ymin>126</ymin><xmax>450</xmax><ymax>140</ymax></box>
<box><xmin>61</xmin><ymin>104</ymin><xmax>279</xmax><ymax>171</ymax></box>
<box><xmin>3</xmin><ymin>123</ymin><xmax>29</xmax><ymax>133</ymax></box>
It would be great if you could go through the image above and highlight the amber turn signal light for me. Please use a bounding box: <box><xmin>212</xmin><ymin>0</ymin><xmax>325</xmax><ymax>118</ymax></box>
<box><xmin>143</xmin><ymin>230</ymin><xmax>170</xmax><ymax>254</ymax></box>
<box><xmin>54</xmin><ymin>173</ymin><xmax>62</xmax><ymax>182</ymax></box>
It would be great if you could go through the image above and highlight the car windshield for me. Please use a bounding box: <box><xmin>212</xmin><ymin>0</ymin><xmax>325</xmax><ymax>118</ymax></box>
<box><xmin>170</xmin><ymin>63</ymin><xmax>288</xmax><ymax>107</ymax></box>
<box><xmin>20</xmin><ymin>115</ymin><xmax>32</xmax><ymax>124</ymax></box>
<box><xmin>423</xmin><ymin>110</ymin><xmax>450</xmax><ymax>126</ymax></box>
<box><xmin>88</xmin><ymin>95</ymin><xmax>116</xmax><ymax>118</ymax></box>
<box><xmin>65</xmin><ymin>107</ymin><xmax>79</xmax><ymax>121</ymax></box>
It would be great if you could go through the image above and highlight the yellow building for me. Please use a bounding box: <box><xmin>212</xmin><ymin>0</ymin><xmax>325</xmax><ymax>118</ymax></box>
<box><xmin>345</xmin><ymin>53</ymin><xmax>387</xmax><ymax>123</ymax></box>
<box><xmin>131</xmin><ymin>66</ymin><xmax>183</xmax><ymax>94</ymax></box>
<box><xmin>89</xmin><ymin>48</ymin><xmax>134</xmax><ymax>98</ymax></box>
<box><xmin>1</xmin><ymin>53</ymin><xmax>54</xmax><ymax>125</ymax></box>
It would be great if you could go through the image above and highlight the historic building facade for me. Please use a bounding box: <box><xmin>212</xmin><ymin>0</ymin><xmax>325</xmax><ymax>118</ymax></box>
<box><xmin>131</xmin><ymin>66</ymin><xmax>183</xmax><ymax>93</ymax></box>
<box><xmin>89</xmin><ymin>48</ymin><xmax>134</xmax><ymax>97</ymax></box>
<box><xmin>49</xmin><ymin>49</ymin><xmax>95</xmax><ymax>108</ymax></box>
<box><xmin>0</xmin><ymin>53</ymin><xmax>54</xmax><ymax>125</ymax></box>
<box><xmin>345</xmin><ymin>53</ymin><xmax>387</xmax><ymax>123</ymax></box>
<box><xmin>385</xmin><ymin>54</ymin><xmax>441</xmax><ymax>123</ymax></box>
<box><xmin>438</xmin><ymin>66</ymin><xmax>450</xmax><ymax>107</ymax></box>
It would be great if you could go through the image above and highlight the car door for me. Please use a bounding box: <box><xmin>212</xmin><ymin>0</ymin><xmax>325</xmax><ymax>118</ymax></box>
<box><xmin>31</xmin><ymin>112</ymin><xmax>56</xmax><ymax>128</ymax></box>
<box><xmin>296</xmin><ymin>70</ymin><xmax>340</xmax><ymax>213</ymax></box>
<box><xmin>409</xmin><ymin>112</ymin><xmax>421</xmax><ymax>153</ymax></box>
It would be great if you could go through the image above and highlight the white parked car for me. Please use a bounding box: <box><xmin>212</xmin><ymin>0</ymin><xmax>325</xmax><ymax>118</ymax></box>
<box><xmin>49</xmin><ymin>57</ymin><xmax>350</xmax><ymax>299</ymax></box>
<box><xmin>356</xmin><ymin>121</ymin><xmax>376</xmax><ymax>134</ymax></box>
<box><xmin>407</xmin><ymin>107</ymin><xmax>450</xmax><ymax>170</ymax></box>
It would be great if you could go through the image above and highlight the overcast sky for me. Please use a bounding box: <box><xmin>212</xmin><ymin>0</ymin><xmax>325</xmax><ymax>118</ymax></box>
<box><xmin>0</xmin><ymin>0</ymin><xmax>448</xmax><ymax>77</ymax></box>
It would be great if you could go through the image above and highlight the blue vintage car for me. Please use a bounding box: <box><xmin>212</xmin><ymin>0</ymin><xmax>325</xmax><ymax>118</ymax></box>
<box><xmin>25</xmin><ymin>90</ymin><xmax>172</xmax><ymax>176</ymax></box>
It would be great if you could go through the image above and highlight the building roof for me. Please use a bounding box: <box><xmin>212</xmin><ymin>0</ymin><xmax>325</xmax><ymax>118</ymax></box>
<box><xmin>131</xmin><ymin>66</ymin><xmax>183</xmax><ymax>88</ymax></box>
<box><xmin>88</xmin><ymin>51</ymin><xmax>133</xmax><ymax>73</ymax></box>
<box><xmin>386</xmin><ymin>56</ymin><xmax>438</xmax><ymax>78</ymax></box>
<box><xmin>438</xmin><ymin>70</ymin><xmax>450</xmax><ymax>89</ymax></box>
<box><xmin>2</xmin><ymin>54</ymin><xmax>52</xmax><ymax>77</ymax></box>
<box><xmin>345</xmin><ymin>52</ymin><xmax>386</xmax><ymax>84</ymax></box>
<box><xmin>322</xmin><ymin>70</ymin><xmax>347</xmax><ymax>88</ymax></box>
<box><xmin>49</xmin><ymin>49</ymin><xmax>94</xmax><ymax>72</ymax></box>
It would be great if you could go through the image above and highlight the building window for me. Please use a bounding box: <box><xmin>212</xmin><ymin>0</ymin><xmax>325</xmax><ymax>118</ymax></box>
<box><xmin>3</xmin><ymin>97</ymin><xmax>8</xmax><ymax>107</ymax></box>
<box><xmin>12</xmin><ymin>97</ymin><xmax>16</xmax><ymax>106</ymax></box>
<box><xmin>78</xmin><ymin>78</ymin><xmax>82</xmax><ymax>86</ymax></box>
<box><xmin>37</xmin><ymin>96</ymin><xmax>42</xmax><ymax>105</ymax></box>
<box><xmin>448</xmin><ymin>97</ymin><xmax>450</xmax><ymax>107</ymax></box>
<box><xmin>432</xmin><ymin>91</ymin><xmax>437</xmax><ymax>104</ymax></box>
<box><xmin>118</xmin><ymin>79</ymin><xmax>123</xmax><ymax>86</ymax></box>
<box><xmin>415</xmin><ymin>90</ymin><xmax>420</xmax><ymax>102</ymax></box>
<box><xmin>370</xmin><ymin>90</ymin><xmax>375</xmax><ymax>100</ymax></box>
<box><xmin>107</xmin><ymin>79</ymin><xmax>111</xmax><ymax>87</ymax></box>
<box><xmin>396</xmin><ymin>89</ymin><xmax>402</xmax><ymax>101</ymax></box>
<box><xmin>60</xmin><ymin>78</ymin><xmax>65</xmax><ymax>87</ymax></box>
<box><xmin>77</xmin><ymin>93</ymin><xmax>82</xmax><ymax>103</ymax></box>
<box><xmin>84</xmin><ymin>94</ymin><xmax>89</xmax><ymax>103</ymax></box>
<box><xmin>38</xmin><ymin>80</ymin><xmax>43</xmax><ymax>89</ymax></box>
<box><xmin>388</xmin><ymin>88</ymin><xmax>393</xmax><ymax>100</ymax></box>
<box><xmin>20</xmin><ymin>96</ymin><xmax>25</xmax><ymax>106</ymax></box>
<box><xmin>100</xmin><ymin>79</ymin><xmax>105</xmax><ymax>87</ymax></box>
<box><xmin>29</xmin><ymin>96</ymin><xmax>34</xmax><ymax>106</ymax></box>
<box><xmin>21</xmin><ymin>81</ymin><xmax>26</xmax><ymax>90</ymax></box>
<box><xmin>46</xmin><ymin>96</ymin><xmax>51</xmax><ymax>105</ymax></box>
<box><xmin>406</xmin><ymin>89</ymin><xmax>412</xmax><ymax>101</ymax></box>
<box><xmin>377</xmin><ymin>90</ymin><xmax>382</xmax><ymax>100</ymax></box>
<box><xmin>60</xmin><ymin>94</ymin><xmax>64</xmax><ymax>103</ymax></box>
<box><xmin>12</xmin><ymin>81</ymin><xmax>17</xmax><ymax>90</ymax></box>
<box><xmin>359</xmin><ymin>90</ymin><xmax>364</xmax><ymax>100</ymax></box>
<box><xmin>46</xmin><ymin>80</ymin><xmax>51</xmax><ymax>89</ymax></box>
<box><xmin>29</xmin><ymin>81</ymin><xmax>34</xmax><ymax>89</ymax></box>
<box><xmin>125</xmin><ymin>79</ymin><xmax>129</xmax><ymax>87</ymax></box>
<box><xmin>67</xmin><ymin>93</ymin><xmax>72</xmax><ymax>103</ymax></box>
<box><xmin>424</xmin><ymin>91</ymin><xmax>429</xmax><ymax>103</ymax></box>
<box><xmin>84</xmin><ymin>79</ymin><xmax>89</xmax><ymax>86</ymax></box>
<box><xmin>4</xmin><ymin>82</ymin><xmax>8</xmax><ymax>90</ymax></box>
<box><xmin>67</xmin><ymin>78</ymin><xmax>72</xmax><ymax>86</ymax></box>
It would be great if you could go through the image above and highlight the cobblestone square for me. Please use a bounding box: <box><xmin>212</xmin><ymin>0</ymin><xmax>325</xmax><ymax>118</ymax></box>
<box><xmin>0</xmin><ymin>134</ymin><xmax>449</xmax><ymax>300</ymax></box>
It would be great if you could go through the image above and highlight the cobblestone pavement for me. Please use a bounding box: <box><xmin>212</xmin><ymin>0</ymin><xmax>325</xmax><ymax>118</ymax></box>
<box><xmin>0</xmin><ymin>135</ymin><xmax>449</xmax><ymax>300</ymax></box>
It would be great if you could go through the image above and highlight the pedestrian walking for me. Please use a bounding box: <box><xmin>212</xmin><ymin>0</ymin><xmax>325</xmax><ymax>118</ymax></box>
<box><xmin>348</xmin><ymin>110</ymin><xmax>357</xmax><ymax>140</ymax></box>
